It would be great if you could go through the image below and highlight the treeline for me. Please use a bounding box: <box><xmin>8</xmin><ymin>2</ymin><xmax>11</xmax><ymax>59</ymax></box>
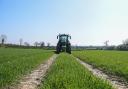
<box><xmin>72</xmin><ymin>39</ymin><xmax>128</xmax><ymax>51</ymax></box>
<box><xmin>72</xmin><ymin>45</ymin><xmax>128</xmax><ymax>51</ymax></box>
<box><xmin>71</xmin><ymin>46</ymin><xmax>116</xmax><ymax>51</ymax></box>
<box><xmin>109</xmin><ymin>39</ymin><xmax>128</xmax><ymax>51</ymax></box>
<box><xmin>0</xmin><ymin>43</ymin><xmax>56</xmax><ymax>50</ymax></box>
<box><xmin>1</xmin><ymin>34</ymin><xmax>128</xmax><ymax>51</ymax></box>
<box><xmin>0</xmin><ymin>34</ymin><xmax>55</xmax><ymax>50</ymax></box>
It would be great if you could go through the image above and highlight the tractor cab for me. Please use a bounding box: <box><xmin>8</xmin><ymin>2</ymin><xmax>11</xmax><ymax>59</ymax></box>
<box><xmin>57</xmin><ymin>34</ymin><xmax>71</xmax><ymax>43</ymax></box>
<box><xmin>56</xmin><ymin>34</ymin><xmax>71</xmax><ymax>54</ymax></box>
<box><xmin>59</xmin><ymin>35</ymin><xmax>67</xmax><ymax>42</ymax></box>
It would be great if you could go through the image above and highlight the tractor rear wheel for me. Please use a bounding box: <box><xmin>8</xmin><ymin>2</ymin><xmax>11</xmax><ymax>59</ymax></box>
<box><xmin>56</xmin><ymin>44</ymin><xmax>61</xmax><ymax>54</ymax></box>
<box><xmin>66</xmin><ymin>44</ymin><xmax>71</xmax><ymax>54</ymax></box>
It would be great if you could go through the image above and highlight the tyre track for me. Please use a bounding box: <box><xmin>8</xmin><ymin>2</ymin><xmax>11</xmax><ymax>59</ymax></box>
<box><xmin>10</xmin><ymin>54</ymin><xmax>58</xmax><ymax>89</ymax></box>
<box><xmin>75</xmin><ymin>57</ymin><xmax>128</xmax><ymax>89</ymax></box>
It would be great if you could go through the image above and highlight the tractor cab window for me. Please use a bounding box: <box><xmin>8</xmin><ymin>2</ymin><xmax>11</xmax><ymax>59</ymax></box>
<box><xmin>60</xmin><ymin>36</ymin><xmax>67</xmax><ymax>42</ymax></box>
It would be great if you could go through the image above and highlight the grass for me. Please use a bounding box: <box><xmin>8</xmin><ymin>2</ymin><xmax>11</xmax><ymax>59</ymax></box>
<box><xmin>40</xmin><ymin>53</ymin><xmax>113</xmax><ymax>89</ymax></box>
<box><xmin>73</xmin><ymin>50</ymin><xmax>128</xmax><ymax>81</ymax></box>
<box><xmin>0</xmin><ymin>48</ymin><xmax>53</xmax><ymax>88</ymax></box>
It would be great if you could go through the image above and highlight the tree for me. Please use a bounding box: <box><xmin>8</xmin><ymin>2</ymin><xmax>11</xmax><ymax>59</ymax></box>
<box><xmin>34</xmin><ymin>42</ymin><xmax>38</xmax><ymax>47</ymax></box>
<box><xmin>19</xmin><ymin>38</ymin><xmax>23</xmax><ymax>46</ymax></box>
<box><xmin>0</xmin><ymin>34</ymin><xmax>7</xmax><ymax>45</ymax></box>
<box><xmin>116</xmin><ymin>38</ymin><xmax>128</xmax><ymax>51</ymax></box>
<box><xmin>104</xmin><ymin>40</ymin><xmax>109</xmax><ymax>47</ymax></box>
<box><xmin>47</xmin><ymin>42</ymin><xmax>50</xmax><ymax>47</ymax></box>
<box><xmin>40</xmin><ymin>42</ymin><xmax>45</xmax><ymax>48</ymax></box>
<box><xmin>122</xmin><ymin>39</ymin><xmax>128</xmax><ymax>45</ymax></box>
<box><xmin>24</xmin><ymin>42</ymin><xmax>30</xmax><ymax>46</ymax></box>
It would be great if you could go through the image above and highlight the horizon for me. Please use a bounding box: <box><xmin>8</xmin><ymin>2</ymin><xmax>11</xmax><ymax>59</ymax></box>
<box><xmin>1</xmin><ymin>0</ymin><xmax>128</xmax><ymax>46</ymax></box>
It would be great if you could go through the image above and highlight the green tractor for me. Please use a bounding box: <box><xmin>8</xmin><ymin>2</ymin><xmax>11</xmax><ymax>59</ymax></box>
<box><xmin>56</xmin><ymin>34</ymin><xmax>71</xmax><ymax>54</ymax></box>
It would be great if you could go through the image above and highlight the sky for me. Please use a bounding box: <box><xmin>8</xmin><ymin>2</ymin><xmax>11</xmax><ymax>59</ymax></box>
<box><xmin>0</xmin><ymin>0</ymin><xmax>128</xmax><ymax>46</ymax></box>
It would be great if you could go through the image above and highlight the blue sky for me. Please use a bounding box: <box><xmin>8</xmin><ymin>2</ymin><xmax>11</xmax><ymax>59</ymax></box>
<box><xmin>0</xmin><ymin>0</ymin><xmax>128</xmax><ymax>46</ymax></box>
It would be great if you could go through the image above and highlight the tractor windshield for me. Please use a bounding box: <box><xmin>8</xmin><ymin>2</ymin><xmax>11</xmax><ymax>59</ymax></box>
<box><xmin>60</xmin><ymin>36</ymin><xmax>67</xmax><ymax>42</ymax></box>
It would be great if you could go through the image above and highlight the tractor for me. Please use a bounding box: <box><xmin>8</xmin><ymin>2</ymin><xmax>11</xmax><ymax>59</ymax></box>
<box><xmin>56</xmin><ymin>34</ymin><xmax>71</xmax><ymax>54</ymax></box>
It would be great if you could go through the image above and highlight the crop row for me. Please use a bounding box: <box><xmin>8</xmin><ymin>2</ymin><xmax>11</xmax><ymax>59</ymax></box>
<box><xmin>0</xmin><ymin>48</ymin><xmax>53</xmax><ymax>88</ymax></box>
<box><xmin>73</xmin><ymin>50</ymin><xmax>128</xmax><ymax>81</ymax></box>
<box><xmin>40</xmin><ymin>53</ymin><xmax>113</xmax><ymax>89</ymax></box>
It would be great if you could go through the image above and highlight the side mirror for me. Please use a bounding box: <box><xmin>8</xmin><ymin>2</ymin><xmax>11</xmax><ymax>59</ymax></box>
<box><xmin>57</xmin><ymin>36</ymin><xmax>58</xmax><ymax>39</ymax></box>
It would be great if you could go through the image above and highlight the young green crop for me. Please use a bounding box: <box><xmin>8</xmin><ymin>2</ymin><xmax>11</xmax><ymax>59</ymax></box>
<box><xmin>0</xmin><ymin>48</ymin><xmax>53</xmax><ymax>88</ymax></box>
<box><xmin>40</xmin><ymin>53</ymin><xmax>113</xmax><ymax>89</ymax></box>
<box><xmin>73</xmin><ymin>50</ymin><xmax>128</xmax><ymax>81</ymax></box>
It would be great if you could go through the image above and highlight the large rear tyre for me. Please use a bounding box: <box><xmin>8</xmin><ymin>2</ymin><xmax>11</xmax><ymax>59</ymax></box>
<box><xmin>66</xmin><ymin>44</ymin><xmax>71</xmax><ymax>54</ymax></box>
<box><xmin>56</xmin><ymin>44</ymin><xmax>61</xmax><ymax>54</ymax></box>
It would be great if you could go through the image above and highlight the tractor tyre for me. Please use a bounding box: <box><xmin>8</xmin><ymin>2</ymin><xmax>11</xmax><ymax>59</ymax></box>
<box><xmin>66</xmin><ymin>44</ymin><xmax>71</xmax><ymax>54</ymax></box>
<box><xmin>56</xmin><ymin>45</ymin><xmax>60</xmax><ymax>54</ymax></box>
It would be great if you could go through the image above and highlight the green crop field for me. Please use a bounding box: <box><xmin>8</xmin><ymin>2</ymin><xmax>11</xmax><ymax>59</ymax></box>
<box><xmin>40</xmin><ymin>53</ymin><xmax>113</xmax><ymax>89</ymax></box>
<box><xmin>1</xmin><ymin>48</ymin><xmax>128</xmax><ymax>89</ymax></box>
<box><xmin>73</xmin><ymin>50</ymin><xmax>128</xmax><ymax>81</ymax></box>
<box><xmin>0</xmin><ymin>48</ymin><xmax>53</xmax><ymax>88</ymax></box>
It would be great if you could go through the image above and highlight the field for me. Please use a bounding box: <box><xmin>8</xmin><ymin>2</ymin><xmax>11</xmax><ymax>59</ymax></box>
<box><xmin>1</xmin><ymin>48</ymin><xmax>128</xmax><ymax>89</ymax></box>
<box><xmin>40</xmin><ymin>53</ymin><xmax>113</xmax><ymax>89</ymax></box>
<box><xmin>73</xmin><ymin>50</ymin><xmax>128</xmax><ymax>81</ymax></box>
<box><xmin>0</xmin><ymin>48</ymin><xmax>53</xmax><ymax>88</ymax></box>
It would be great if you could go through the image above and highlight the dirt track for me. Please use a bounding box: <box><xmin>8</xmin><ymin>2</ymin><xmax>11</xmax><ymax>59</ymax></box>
<box><xmin>10</xmin><ymin>54</ymin><xmax>58</xmax><ymax>89</ymax></box>
<box><xmin>75</xmin><ymin>57</ymin><xmax>128</xmax><ymax>89</ymax></box>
